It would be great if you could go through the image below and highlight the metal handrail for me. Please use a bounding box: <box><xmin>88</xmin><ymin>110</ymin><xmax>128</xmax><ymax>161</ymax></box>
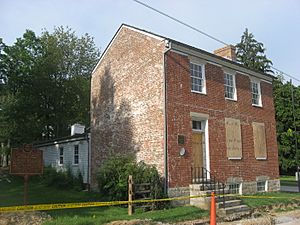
<box><xmin>191</xmin><ymin>167</ymin><xmax>226</xmax><ymax>208</ymax></box>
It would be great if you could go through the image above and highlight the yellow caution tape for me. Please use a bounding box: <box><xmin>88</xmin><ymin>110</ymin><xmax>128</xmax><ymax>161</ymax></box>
<box><xmin>0</xmin><ymin>193</ymin><xmax>299</xmax><ymax>213</ymax></box>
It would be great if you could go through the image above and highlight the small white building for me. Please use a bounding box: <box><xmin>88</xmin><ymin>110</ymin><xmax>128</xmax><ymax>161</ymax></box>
<box><xmin>34</xmin><ymin>124</ymin><xmax>90</xmax><ymax>184</ymax></box>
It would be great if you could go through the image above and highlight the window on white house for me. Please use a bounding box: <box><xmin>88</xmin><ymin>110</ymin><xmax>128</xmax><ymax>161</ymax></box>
<box><xmin>224</xmin><ymin>73</ymin><xmax>236</xmax><ymax>100</ymax></box>
<box><xmin>190</xmin><ymin>63</ymin><xmax>205</xmax><ymax>93</ymax></box>
<box><xmin>251</xmin><ymin>81</ymin><xmax>261</xmax><ymax>106</ymax></box>
<box><xmin>257</xmin><ymin>181</ymin><xmax>266</xmax><ymax>192</ymax></box>
<box><xmin>74</xmin><ymin>145</ymin><xmax>79</xmax><ymax>165</ymax></box>
<box><xmin>59</xmin><ymin>147</ymin><xmax>64</xmax><ymax>165</ymax></box>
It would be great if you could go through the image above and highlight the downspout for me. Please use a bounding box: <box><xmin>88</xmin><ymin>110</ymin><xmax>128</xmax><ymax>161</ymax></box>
<box><xmin>86</xmin><ymin>132</ymin><xmax>90</xmax><ymax>191</ymax></box>
<box><xmin>163</xmin><ymin>40</ymin><xmax>171</xmax><ymax>195</ymax></box>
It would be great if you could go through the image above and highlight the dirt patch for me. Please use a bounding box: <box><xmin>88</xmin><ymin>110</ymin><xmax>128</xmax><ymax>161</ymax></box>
<box><xmin>106</xmin><ymin>218</ymin><xmax>211</xmax><ymax>225</ymax></box>
<box><xmin>106</xmin><ymin>220</ymin><xmax>167</xmax><ymax>225</ymax></box>
<box><xmin>219</xmin><ymin>215</ymin><xmax>274</xmax><ymax>225</ymax></box>
<box><xmin>0</xmin><ymin>211</ymin><xmax>51</xmax><ymax>225</ymax></box>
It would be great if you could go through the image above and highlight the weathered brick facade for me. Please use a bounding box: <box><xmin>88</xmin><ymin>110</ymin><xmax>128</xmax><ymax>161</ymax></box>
<box><xmin>91</xmin><ymin>24</ymin><xmax>279</xmax><ymax>193</ymax></box>
<box><xmin>90</xmin><ymin>26</ymin><xmax>166</xmax><ymax>188</ymax></box>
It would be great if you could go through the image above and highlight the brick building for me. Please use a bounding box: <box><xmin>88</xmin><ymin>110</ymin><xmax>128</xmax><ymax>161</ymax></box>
<box><xmin>90</xmin><ymin>24</ymin><xmax>280</xmax><ymax>196</ymax></box>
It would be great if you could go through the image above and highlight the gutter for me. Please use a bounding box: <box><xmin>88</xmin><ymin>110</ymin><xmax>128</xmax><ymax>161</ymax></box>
<box><xmin>86</xmin><ymin>133</ymin><xmax>91</xmax><ymax>190</ymax></box>
<box><xmin>163</xmin><ymin>40</ymin><xmax>171</xmax><ymax>194</ymax></box>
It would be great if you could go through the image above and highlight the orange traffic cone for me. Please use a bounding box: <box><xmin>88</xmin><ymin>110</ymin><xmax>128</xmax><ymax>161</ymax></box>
<box><xmin>210</xmin><ymin>191</ymin><xmax>216</xmax><ymax>225</ymax></box>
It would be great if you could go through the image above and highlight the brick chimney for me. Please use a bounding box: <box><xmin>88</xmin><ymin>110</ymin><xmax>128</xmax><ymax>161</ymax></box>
<box><xmin>214</xmin><ymin>45</ymin><xmax>237</xmax><ymax>61</ymax></box>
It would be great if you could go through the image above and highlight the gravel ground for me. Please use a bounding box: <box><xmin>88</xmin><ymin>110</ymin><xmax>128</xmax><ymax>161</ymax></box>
<box><xmin>0</xmin><ymin>211</ymin><xmax>50</xmax><ymax>225</ymax></box>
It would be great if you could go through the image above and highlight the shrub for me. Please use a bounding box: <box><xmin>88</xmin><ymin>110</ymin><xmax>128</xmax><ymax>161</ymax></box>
<box><xmin>42</xmin><ymin>166</ymin><xmax>84</xmax><ymax>191</ymax></box>
<box><xmin>97</xmin><ymin>153</ymin><xmax>165</xmax><ymax>205</ymax></box>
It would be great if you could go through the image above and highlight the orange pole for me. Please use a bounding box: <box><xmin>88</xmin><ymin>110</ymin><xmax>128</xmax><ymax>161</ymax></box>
<box><xmin>210</xmin><ymin>191</ymin><xmax>216</xmax><ymax>225</ymax></box>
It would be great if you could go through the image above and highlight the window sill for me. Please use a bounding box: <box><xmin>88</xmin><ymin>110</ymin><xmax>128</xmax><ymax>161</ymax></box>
<box><xmin>225</xmin><ymin>97</ymin><xmax>237</xmax><ymax>102</ymax></box>
<box><xmin>252</xmin><ymin>104</ymin><xmax>263</xmax><ymax>108</ymax></box>
<box><xmin>72</xmin><ymin>164</ymin><xmax>79</xmax><ymax>166</ymax></box>
<box><xmin>256</xmin><ymin>157</ymin><xmax>267</xmax><ymax>160</ymax></box>
<box><xmin>228</xmin><ymin>157</ymin><xmax>242</xmax><ymax>160</ymax></box>
<box><xmin>191</xmin><ymin>90</ymin><xmax>207</xmax><ymax>95</ymax></box>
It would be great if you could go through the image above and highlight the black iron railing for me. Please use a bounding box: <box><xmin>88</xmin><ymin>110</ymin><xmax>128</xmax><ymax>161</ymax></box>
<box><xmin>191</xmin><ymin>167</ymin><xmax>226</xmax><ymax>208</ymax></box>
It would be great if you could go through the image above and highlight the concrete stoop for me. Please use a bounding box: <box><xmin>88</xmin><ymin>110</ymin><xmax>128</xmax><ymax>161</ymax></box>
<box><xmin>190</xmin><ymin>183</ymin><xmax>251</xmax><ymax>221</ymax></box>
<box><xmin>217</xmin><ymin>195</ymin><xmax>251</xmax><ymax>221</ymax></box>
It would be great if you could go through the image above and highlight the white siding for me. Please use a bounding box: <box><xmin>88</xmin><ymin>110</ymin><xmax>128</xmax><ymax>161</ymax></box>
<box><xmin>37</xmin><ymin>137</ymin><xmax>90</xmax><ymax>184</ymax></box>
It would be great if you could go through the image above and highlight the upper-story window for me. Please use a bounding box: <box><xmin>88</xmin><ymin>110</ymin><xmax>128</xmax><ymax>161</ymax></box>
<box><xmin>251</xmin><ymin>80</ymin><xmax>262</xmax><ymax>106</ymax></box>
<box><xmin>190</xmin><ymin>63</ymin><xmax>205</xmax><ymax>94</ymax></box>
<box><xmin>224</xmin><ymin>73</ymin><xmax>236</xmax><ymax>100</ymax></box>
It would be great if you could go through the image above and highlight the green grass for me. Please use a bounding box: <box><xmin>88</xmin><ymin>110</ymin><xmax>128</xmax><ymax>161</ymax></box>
<box><xmin>0</xmin><ymin>174</ymin><xmax>208</xmax><ymax>225</ymax></box>
<box><xmin>241</xmin><ymin>192</ymin><xmax>300</xmax><ymax>208</ymax></box>
<box><xmin>44</xmin><ymin>206</ymin><xmax>208</xmax><ymax>225</ymax></box>
<box><xmin>280</xmin><ymin>176</ymin><xmax>298</xmax><ymax>186</ymax></box>
<box><xmin>0</xmin><ymin>175</ymin><xmax>101</xmax><ymax>207</ymax></box>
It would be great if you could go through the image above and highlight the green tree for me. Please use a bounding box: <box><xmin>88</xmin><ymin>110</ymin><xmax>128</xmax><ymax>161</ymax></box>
<box><xmin>273</xmin><ymin>76</ymin><xmax>300</xmax><ymax>174</ymax></box>
<box><xmin>0</xmin><ymin>27</ymin><xmax>100</xmax><ymax>146</ymax></box>
<box><xmin>236</xmin><ymin>28</ymin><xmax>273</xmax><ymax>73</ymax></box>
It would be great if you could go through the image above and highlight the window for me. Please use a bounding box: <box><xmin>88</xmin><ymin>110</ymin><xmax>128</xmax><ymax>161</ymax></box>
<box><xmin>74</xmin><ymin>145</ymin><xmax>79</xmax><ymax>165</ymax></box>
<box><xmin>228</xmin><ymin>183</ymin><xmax>241</xmax><ymax>194</ymax></box>
<box><xmin>257</xmin><ymin>181</ymin><xmax>266</xmax><ymax>192</ymax></box>
<box><xmin>224</xmin><ymin>73</ymin><xmax>236</xmax><ymax>100</ymax></box>
<box><xmin>225</xmin><ymin>118</ymin><xmax>242</xmax><ymax>159</ymax></box>
<box><xmin>251</xmin><ymin>80</ymin><xmax>261</xmax><ymax>106</ymax></box>
<box><xmin>59</xmin><ymin>147</ymin><xmax>64</xmax><ymax>165</ymax></box>
<box><xmin>192</xmin><ymin>120</ymin><xmax>203</xmax><ymax>131</ymax></box>
<box><xmin>190</xmin><ymin>63</ymin><xmax>205</xmax><ymax>93</ymax></box>
<box><xmin>252</xmin><ymin>122</ymin><xmax>267</xmax><ymax>159</ymax></box>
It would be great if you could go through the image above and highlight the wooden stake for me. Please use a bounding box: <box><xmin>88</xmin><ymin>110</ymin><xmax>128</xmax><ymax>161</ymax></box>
<box><xmin>24</xmin><ymin>174</ymin><xmax>29</xmax><ymax>205</ymax></box>
<box><xmin>128</xmin><ymin>175</ymin><xmax>133</xmax><ymax>215</ymax></box>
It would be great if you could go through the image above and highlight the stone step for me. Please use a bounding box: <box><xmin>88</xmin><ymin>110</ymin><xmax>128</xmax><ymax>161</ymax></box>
<box><xmin>217</xmin><ymin>199</ymin><xmax>242</xmax><ymax>208</ymax></box>
<box><xmin>222</xmin><ymin>204</ymin><xmax>250</xmax><ymax>215</ymax></box>
<box><xmin>216</xmin><ymin>195</ymin><xmax>237</xmax><ymax>202</ymax></box>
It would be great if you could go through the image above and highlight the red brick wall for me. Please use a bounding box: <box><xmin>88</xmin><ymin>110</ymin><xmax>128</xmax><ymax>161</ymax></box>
<box><xmin>165</xmin><ymin>50</ymin><xmax>279</xmax><ymax>188</ymax></box>
<box><xmin>90</xmin><ymin>27</ymin><xmax>166</xmax><ymax>188</ymax></box>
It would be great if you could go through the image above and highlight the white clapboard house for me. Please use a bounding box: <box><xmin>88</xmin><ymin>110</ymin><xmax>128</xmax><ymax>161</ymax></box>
<box><xmin>34</xmin><ymin>124</ymin><xmax>91</xmax><ymax>185</ymax></box>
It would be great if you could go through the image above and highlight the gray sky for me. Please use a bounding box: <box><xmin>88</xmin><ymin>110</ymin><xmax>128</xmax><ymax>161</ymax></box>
<box><xmin>1</xmin><ymin>0</ymin><xmax>300</xmax><ymax>83</ymax></box>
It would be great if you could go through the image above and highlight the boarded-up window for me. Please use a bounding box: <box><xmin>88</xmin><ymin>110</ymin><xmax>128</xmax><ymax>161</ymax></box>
<box><xmin>225</xmin><ymin>118</ymin><xmax>242</xmax><ymax>159</ymax></box>
<box><xmin>252</xmin><ymin>122</ymin><xmax>267</xmax><ymax>159</ymax></box>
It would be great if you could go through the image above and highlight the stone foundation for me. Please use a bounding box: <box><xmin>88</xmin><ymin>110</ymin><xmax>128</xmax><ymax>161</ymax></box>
<box><xmin>168</xmin><ymin>179</ymin><xmax>280</xmax><ymax>208</ymax></box>
<box><xmin>189</xmin><ymin>184</ymin><xmax>211</xmax><ymax>210</ymax></box>
<box><xmin>241</xmin><ymin>179</ymin><xmax>280</xmax><ymax>194</ymax></box>
<box><xmin>267</xmin><ymin>179</ymin><xmax>280</xmax><ymax>192</ymax></box>
<box><xmin>168</xmin><ymin>187</ymin><xmax>190</xmax><ymax>206</ymax></box>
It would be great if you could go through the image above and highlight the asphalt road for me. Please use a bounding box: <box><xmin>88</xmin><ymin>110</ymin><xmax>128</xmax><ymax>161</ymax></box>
<box><xmin>280</xmin><ymin>185</ymin><xmax>299</xmax><ymax>193</ymax></box>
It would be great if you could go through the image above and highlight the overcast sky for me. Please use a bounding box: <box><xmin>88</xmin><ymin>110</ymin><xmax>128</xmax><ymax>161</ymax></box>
<box><xmin>1</xmin><ymin>0</ymin><xmax>300</xmax><ymax>83</ymax></box>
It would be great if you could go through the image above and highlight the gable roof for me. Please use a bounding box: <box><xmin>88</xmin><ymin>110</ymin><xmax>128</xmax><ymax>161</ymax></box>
<box><xmin>92</xmin><ymin>24</ymin><xmax>275</xmax><ymax>81</ymax></box>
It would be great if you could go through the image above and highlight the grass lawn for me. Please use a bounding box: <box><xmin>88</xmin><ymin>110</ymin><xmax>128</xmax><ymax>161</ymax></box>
<box><xmin>0</xmin><ymin>174</ymin><xmax>208</xmax><ymax>225</ymax></box>
<box><xmin>44</xmin><ymin>206</ymin><xmax>208</xmax><ymax>225</ymax></box>
<box><xmin>280</xmin><ymin>176</ymin><xmax>298</xmax><ymax>187</ymax></box>
<box><xmin>241</xmin><ymin>192</ymin><xmax>300</xmax><ymax>208</ymax></box>
<box><xmin>0</xmin><ymin>175</ymin><xmax>101</xmax><ymax>207</ymax></box>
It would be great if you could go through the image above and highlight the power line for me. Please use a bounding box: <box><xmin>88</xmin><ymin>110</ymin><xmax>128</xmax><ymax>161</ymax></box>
<box><xmin>271</xmin><ymin>66</ymin><xmax>300</xmax><ymax>83</ymax></box>
<box><xmin>132</xmin><ymin>0</ymin><xmax>299</xmax><ymax>83</ymax></box>
<box><xmin>132</xmin><ymin>0</ymin><xmax>228</xmax><ymax>46</ymax></box>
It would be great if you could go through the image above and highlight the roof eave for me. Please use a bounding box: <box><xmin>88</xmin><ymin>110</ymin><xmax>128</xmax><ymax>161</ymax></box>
<box><xmin>169</xmin><ymin>40</ymin><xmax>275</xmax><ymax>82</ymax></box>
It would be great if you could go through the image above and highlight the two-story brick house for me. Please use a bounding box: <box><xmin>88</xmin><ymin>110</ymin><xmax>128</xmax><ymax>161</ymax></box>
<box><xmin>90</xmin><ymin>24</ymin><xmax>280</xmax><ymax>197</ymax></box>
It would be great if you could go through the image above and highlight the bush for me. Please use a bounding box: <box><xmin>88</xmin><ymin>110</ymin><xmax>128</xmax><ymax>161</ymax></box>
<box><xmin>42</xmin><ymin>166</ymin><xmax>84</xmax><ymax>191</ymax></box>
<box><xmin>97</xmin><ymin>153</ymin><xmax>165</xmax><ymax>203</ymax></box>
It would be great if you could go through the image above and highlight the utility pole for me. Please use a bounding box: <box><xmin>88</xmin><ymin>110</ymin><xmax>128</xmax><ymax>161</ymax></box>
<box><xmin>290</xmin><ymin>79</ymin><xmax>300</xmax><ymax>192</ymax></box>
